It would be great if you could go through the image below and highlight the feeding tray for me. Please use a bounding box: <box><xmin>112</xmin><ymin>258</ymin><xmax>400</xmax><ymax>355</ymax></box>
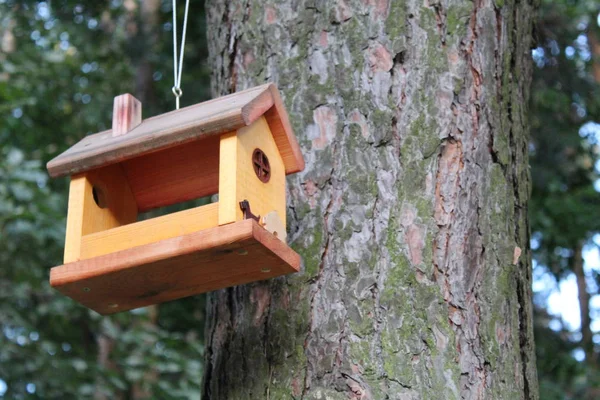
<box><xmin>47</xmin><ymin>84</ymin><xmax>304</xmax><ymax>314</ymax></box>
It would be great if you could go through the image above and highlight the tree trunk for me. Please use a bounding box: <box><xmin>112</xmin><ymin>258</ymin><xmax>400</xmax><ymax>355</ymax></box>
<box><xmin>134</xmin><ymin>0</ymin><xmax>161</xmax><ymax>107</ymax></box>
<box><xmin>573</xmin><ymin>241</ymin><xmax>593</xmax><ymax>364</ymax></box>
<box><xmin>203</xmin><ymin>0</ymin><xmax>538</xmax><ymax>398</ymax></box>
<box><xmin>588</xmin><ymin>27</ymin><xmax>600</xmax><ymax>84</ymax></box>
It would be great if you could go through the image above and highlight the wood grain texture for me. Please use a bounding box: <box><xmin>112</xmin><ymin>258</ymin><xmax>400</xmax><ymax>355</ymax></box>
<box><xmin>63</xmin><ymin>176</ymin><xmax>89</xmax><ymax>264</ymax></box>
<box><xmin>80</xmin><ymin>202</ymin><xmax>218</xmax><ymax>260</ymax></box>
<box><xmin>50</xmin><ymin>220</ymin><xmax>300</xmax><ymax>315</ymax></box>
<box><xmin>236</xmin><ymin>116</ymin><xmax>287</xmax><ymax>225</ymax></box>
<box><xmin>47</xmin><ymin>84</ymin><xmax>305</xmax><ymax>178</ymax></box>
<box><xmin>217</xmin><ymin>116</ymin><xmax>286</xmax><ymax>228</ymax></box>
<box><xmin>112</xmin><ymin>93</ymin><xmax>142</xmax><ymax>137</ymax></box>
<box><xmin>122</xmin><ymin>135</ymin><xmax>220</xmax><ymax>212</ymax></box>
<box><xmin>203</xmin><ymin>0</ymin><xmax>538</xmax><ymax>397</ymax></box>
<box><xmin>265</xmin><ymin>84</ymin><xmax>305</xmax><ymax>174</ymax></box>
<box><xmin>63</xmin><ymin>164</ymin><xmax>137</xmax><ymax>263</ymax></box>
<box><xmin>217</xmin><ymin>132</ymin><xmax>238</xmax><ymax>225</ymax></box>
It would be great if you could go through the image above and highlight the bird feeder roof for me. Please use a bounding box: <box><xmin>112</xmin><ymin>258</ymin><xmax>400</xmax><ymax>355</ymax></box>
<box><xmin>47</xmin><ymin>84</ymin><xmax>305</xmax><ymax>178</ymax></box>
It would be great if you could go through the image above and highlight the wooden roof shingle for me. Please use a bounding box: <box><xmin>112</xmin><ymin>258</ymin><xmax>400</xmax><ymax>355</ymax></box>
<box><xmin>47</xmin><ymin>84</ymin><xmax>305</xmax><ymax>178</ymax></box>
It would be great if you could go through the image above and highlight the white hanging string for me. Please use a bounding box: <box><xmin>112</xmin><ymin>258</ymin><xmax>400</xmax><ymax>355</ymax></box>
<box><xmin>172</xmin><ymin>0</ymin><xmax>190</xmax><ymax>110</ymax></box>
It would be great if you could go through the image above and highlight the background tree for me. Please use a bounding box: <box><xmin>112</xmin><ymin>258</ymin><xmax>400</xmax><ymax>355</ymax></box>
<box><xmin>202</xmin><ymin>0</ymin><xmax>538</xmax><ymax>398</ymax></box>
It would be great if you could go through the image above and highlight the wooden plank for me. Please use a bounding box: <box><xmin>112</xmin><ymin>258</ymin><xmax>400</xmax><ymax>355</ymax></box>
<box><xmin>218</xmin><ymin>132</ymin><xmax>238</xmax><ymax>225</ymax></box>
<box><xmin>236</xmin><ymin>116</ymin><xmax>287</xmax><ymax>226</ymax></box>
<box><xmin>50</xmin><ymin>220</ymin><xmax>301</xmax><ymax>314</ymax></box>
<box><xmin>63</xmin><ymin>164</ymin><xmax>138</xmax><ymax>263</ymax></box>
<box><xmin>112</xmin><ymin>94</ymin><xmax>142</xmax><ymax>137</ymax></box>
<box><xmin>122</xmin><ymin>136</ymin><xmax>220</xmax><ymax>212</ymax></box>
<box><xmin>217</xmin><ymin>116</ymin><xmax>287</xmax><ymax>230</ymax></box>
<box><xmin>80</xmin><ymin>202</ymin><xmax>218</xmax><ymax>260</ymax></box>
<box><xmin>63</xmin><ymin>176</ymin><xmax>90</xmax><ymax>264</ymax></box>
<box><xmin>264</xmin><ymin>85</ymin><xmax>305</xmax><ymax>174</ymax></box>
<box><xmin>47</xmin><ymin>84</ymin><xmax>304</xmax><ymax>178</ymax></box>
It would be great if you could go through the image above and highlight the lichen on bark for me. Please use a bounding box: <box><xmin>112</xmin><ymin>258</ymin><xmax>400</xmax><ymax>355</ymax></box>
<box><xmin>203</xmin><ymin>0</ymin><xmax>538</xmax><ymax>398</ymax></box>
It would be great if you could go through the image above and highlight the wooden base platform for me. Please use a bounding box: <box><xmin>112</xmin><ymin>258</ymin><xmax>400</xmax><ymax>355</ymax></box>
<box><xmin>50</xmin><ymin>220</ymin><xmax>300</xmax><ymax>315</ymax></box>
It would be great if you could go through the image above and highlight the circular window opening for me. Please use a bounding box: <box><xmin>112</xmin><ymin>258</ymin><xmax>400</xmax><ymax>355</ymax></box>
<box><xmin>92</xmin><ymin>186</ymin><xmax>108</xmax><ymax>209</ymax></box>
<box><xmin>252</xmin><ymin>148</ymin><xmax>271</xmax><ymax>183</ymax></box>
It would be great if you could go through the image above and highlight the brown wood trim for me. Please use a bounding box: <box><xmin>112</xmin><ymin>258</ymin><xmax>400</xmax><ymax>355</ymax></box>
<box><xmin>49</xmin><ymin>220</ymin><xmax>301</xmax><ymax>314</ymax></box>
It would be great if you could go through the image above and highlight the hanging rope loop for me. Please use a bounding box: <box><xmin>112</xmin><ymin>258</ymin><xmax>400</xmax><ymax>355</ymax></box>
<box><xmin>172</xmin><ymin>86</ymin><xmax>183</xmax><ymax>98</ymax></box>
<box><xmin>172</xmin><ymin>0</ymin><xmax>190</xmax><ymax>110</ymax></box>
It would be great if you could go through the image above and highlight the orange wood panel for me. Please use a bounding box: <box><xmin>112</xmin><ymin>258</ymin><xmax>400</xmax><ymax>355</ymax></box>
<box><xmin>218</xmin><ymin>116</ymin><xmax>287</xmax><ymax>229</ymax></box>
<box><xmin>121</xmin><ymin>136</ymin><xmax>220</xmax><ymax>212</ymax></box>
<box><xmin>217</xmin><ymin>132</ymin><xmax>238</xmax><ymax>225</ymax></box>
<box><xmin>63</xmin><ymin>164</ymin><xmax>137</xmax><ymax>263</ymax></box>
<box><xmin>80</xmin><ymin>203</ymin><xmax>219</xmax><ymax>260</ymax></box>
<box><xmin>50</xmin><ymin>220</ymin><xmax>300</xmax><ymax>315</ymax></box>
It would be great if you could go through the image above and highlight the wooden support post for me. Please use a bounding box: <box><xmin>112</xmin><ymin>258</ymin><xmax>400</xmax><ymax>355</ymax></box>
<box><xmin>112</xmin><ymin>94</ymin><xmax>142</xmax><ymax>137</ymax></box>
<box><xmin>63</xmin><ymin>164</ymin><xmax>138</xmax><ymax>263</ymax></box>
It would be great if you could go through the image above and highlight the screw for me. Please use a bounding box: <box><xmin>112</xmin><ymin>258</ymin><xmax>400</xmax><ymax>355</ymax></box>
<box><xmin>83</xmin><ymin>287</ymin><xmax>91</xmax><ymax>292</ymax></box>
<box><xmin>261</xmin><ymin>267</ymin><xmax>271</xmax><ymax>273</ymax></box>
<box><xmin>237</xmin><ymin>249</ymin><xmax>248</xmax><ymax>255</ymax></box>
<box><xmin>108</xmin><ymin>303</ymin><xmax>119</xmax><ymax>309</ymax></box>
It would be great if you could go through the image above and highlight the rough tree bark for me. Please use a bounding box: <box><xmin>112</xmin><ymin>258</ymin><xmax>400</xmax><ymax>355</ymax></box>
<box><xmin>203</xmin><ymin>0</ymin><xmax>538</xmax><ymax>398</ymax></box>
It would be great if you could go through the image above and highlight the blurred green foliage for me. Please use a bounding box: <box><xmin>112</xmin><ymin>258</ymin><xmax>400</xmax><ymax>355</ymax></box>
<box><xmin>0</xmin><ymin>1</ymin><xmax>210</xmax><ymax>398</ymax></box>
<box><xmin>530</xmin><ymin>1</ymin><xmax>600</xmax><ymax>268</ymax></box>
<box><xmin>530</xmin><ymin>0</ymin><xmax>600</xmax><ymax>398</ymax></box>
<box><xmin>3</xmin><ymin>0</ymin><xmax>600</xmax><ymax>398</ymax></box>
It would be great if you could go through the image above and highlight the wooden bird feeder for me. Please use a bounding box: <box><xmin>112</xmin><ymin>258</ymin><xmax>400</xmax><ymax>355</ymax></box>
<box><xmin>47</xmin><ymin>84</ymin><xmax>304</xmax><ymax>315</ymax></box>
